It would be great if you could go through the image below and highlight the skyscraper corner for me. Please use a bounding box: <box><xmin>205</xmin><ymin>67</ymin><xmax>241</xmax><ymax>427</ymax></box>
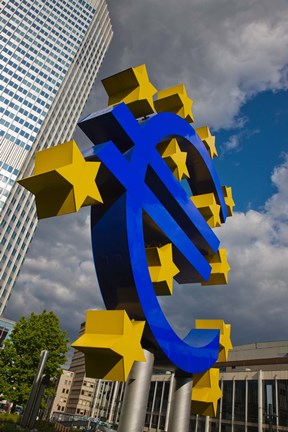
<box><xmin>0</xmin><ymin>0</ymin><xmax>113</xmax><ymax>315</ymax></box>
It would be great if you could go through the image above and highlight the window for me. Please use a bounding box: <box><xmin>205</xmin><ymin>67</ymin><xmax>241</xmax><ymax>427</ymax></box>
<box><xmin>234</xmin><ymin>380</ymin><xmax>246</xmax><ymax>422</ymax></box>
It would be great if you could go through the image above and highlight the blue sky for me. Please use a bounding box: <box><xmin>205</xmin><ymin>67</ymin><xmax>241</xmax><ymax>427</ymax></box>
<box><xmin>6</xmin><ymin>0</ymin><xmax>288</xmax><ymax>352</ymax></box>
<box><xmin>215</xmin><ymin>90</ymin><xmax>288</xmax><ymax>212</ymax></box>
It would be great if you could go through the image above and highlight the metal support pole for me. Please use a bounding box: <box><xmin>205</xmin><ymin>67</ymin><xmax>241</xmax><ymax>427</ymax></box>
<box><xmin>148</xmin><ymin>381</ymin><xmax>157</xmax><ymax>430</ymax></box>
<box><xmin>195</xmin><ymin>414</ymin><xmax>199</xmax><ymax>432</ymax></box>
<box><xmin>245</xmin><ymin>378</ymin><xmax>248</xmax><ymax>432</ymax></box>
<box><xmin>91</xmin><ymin>379</ymin><xmax>101</xmax><ymax>418</ymax></box>
<box><xmin>157</xmin><ymin>381</ymin><xmax>166</xmax><ymax>431</ymax></box>
<box><xmin>115</xmin><ymin>382</ymin><xmax>125</xmax><ymax>424</ymax></box>
<box><xmin>108</xmin><ymin>381</ymin><xmax>119</xmax><ymax>423</ymax></box>
<box><xmin>219</xmin><ymin>378</ymin><xmax>224</xmax><ymax>432</ymax></box>
<box><xmin>205</xmin><ymin>415</ymin><xmax>210</xmax><ymax>432</ymax></box>
<box><xmin>21</xmin><ymin>350</ymin><xmax>49</xmax><ymax>428</ymax></box>
<box><xmin>118</xmin><ymin>349</ymin><xmax>154</xmax><ymax>432</ymax></box>
<box><xmin>164</xmin><ymin>373</ymin><xmax>175</xmax><ymax>432</ymax></box>
<box><xmin>275</xmin><ymin>377</ymin><xmax>279</xmax><ymax>431</ymax></box>
<box><xmin>258</xmin><ymin>370</ymin><xmax>263</xmax><ymax>432</ymax></box>
<box><xmin>99</xmin><ymin>381</ymin><xmax>106</xmax><ymax>417</ymax></box>
<box><xmin>167</xmin><ymin>375</ymin><xmax>193</xmax><ymax>432</ymax></box>
<box><xmin>232</xmin><ymin>378</ymin><xmax>235</xmax><ymax>432</ymax></box>
<box><xmin>106</xmin><ymin>381</ymin><xmax>114</xmax><ymax>418</ymax></box>
<box><xmin>28</xmin><ymin>374</ymin><xmax>50</xmax><ymax>429</ymax></box>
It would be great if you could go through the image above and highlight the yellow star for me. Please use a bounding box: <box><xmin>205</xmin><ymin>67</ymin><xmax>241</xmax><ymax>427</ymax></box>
<box><xmin>146</xmin><ymin>243</ymin><xmax>179</xmax><ymax>295</ymax></box>
<box><xmin>158</xmin><ymin>138</ymin><xmax>190</xmax><ymax>181</ymax></box>
<box><xmin>154</xmin><ymin>84</ymin><xmax>194</xmax><ymax>123</ymax></box>
<box><xmin>196</xmin><ymin>126</ymin><xmax>218</xmax><ymax>158</ymax></box>
<box><xmin>102</xmin><ymin>64</ymin><xmax>157</xmax><ymax>118</ymax></box>
<box><xmin>18</xmin><ymin>140</ymin><xmax>102</xmax><ymax>219</ymax></box>
<box><xmin>195</xmin><ymin>320</ymin><xmax>233</xmax><ymax>362</ymax></box>
<box><xmin>191</xmin><ymin>368</ymin><xmax>222</xmax><ymax>417</ymax></box>
<box><xmin>71</xmin><ymin>310</ymin><xmax>146</xmax><ymax>382</ymax></box>
<box><xmin>202</xmin><ymin>248</ymin><xmax>230</xmax><ymax>285</ymax></box>
<box><xmin>222</xmin><ymin>186</ymin><xmax>235</xmax><ymax>216</ymax></box>
<box><xmin>191</xmin><ymin>193</ymin><xmax>221</xmax><ymax>228</ymax></box>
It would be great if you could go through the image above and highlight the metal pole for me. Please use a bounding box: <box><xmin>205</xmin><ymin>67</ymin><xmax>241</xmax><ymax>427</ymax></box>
<box><xmin>219</xmin><ymin>378</ymin><xmax>224</xmax><ymax>432</ymax></box>
<box><xmin>91</xmin><ymin>379</ymin><xmax>101</xmax><ymax>418</ymax></box>
<box><xmin>195</xmin><ymin>414</ymin><xmax>199</xmax><ymax>432</ymax></box>
<box><xmin>157</xmin><ymin>381</ymin><xmax>166</xmax><ymax>430</ymax></box>
<box><xmin>148</xmin><ymin>381</ymin><xmax>157</xmax><ymax>430</ymax></box>
<box><xmin>118</xmin><ymin>349</ymin><xmax>154</xmax><ymax>432</ymax></box>
<box><xmin>275</xmin><ymin>377</ymin><xmax>279</xmax><ymax>432</ymax></box>
<box><xmin>28</xmin><ymin>374</ymin><xmax>50</xmax><ymax>429</ymax></box>
<box><xmin>258</xmin><ymin>369</ymin><xmax>263</xmax><ymax>432</ymax></box>
<box><xmin>164</xmin><ymin>373</ymin><xmax>174</xmax><ymax>432</ymax></box>
<box><xmin>106</xmin><ymin>381</ymin><xmax>114</xmax><ymax>419</ymax></box>
<box><xmin>115</xmin><ymin>382</ymin><xmax>125</xmax><ymax>424</ymax></box>
<box><xmin>205</xmin><ymin>416</ymin><xmax>210</xmax><ymax>432</ymax></box>
<box><xmin>21</xmin><ymin>350</ymin><xmax>49</xmax><ymax>428</ymax></box>
<box><xmin>108</xmin><ymin>381</ymin><xmax>119</xmax><ymax>423</ymax></box>
<box><xmin>99</xmin><ymin>381</ymin><xmax>106</xmax><ymax>418</ymax></box>
<box><xmin>245</xmin><ymin>377</ymin><xmax>248</xmax><ymax>432</ymax></box>
<box><xmin>232</xmin><ymin>378</ymin><xmax>235</xmax><ymax>432</ymax></box>
<box><xmin>167</xmin><ymin>375</ymin><xmax>193</xmax><ymax>432</ymax></box>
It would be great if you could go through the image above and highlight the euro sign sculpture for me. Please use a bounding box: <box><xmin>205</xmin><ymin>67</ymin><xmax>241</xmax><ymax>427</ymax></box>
<box><xmin>19</xmin><ymin>65</ymin><xmax>234</xmax><ymax>416</ymax></box>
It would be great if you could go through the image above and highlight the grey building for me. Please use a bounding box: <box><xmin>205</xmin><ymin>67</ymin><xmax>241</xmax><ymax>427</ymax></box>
<box><xmin>49</xmin><ymin>369</ymin><xmax>74</xmax><ymax>416</ymax></box>
<box><xmin>0</xmin><ymin>0</ymin><xmax>113</xmax><ymax>314</ymax></box>
<box><xmin>52</xmin><ymin>340</ymin><xmax>288</xmax><ymax>431</ymax></box>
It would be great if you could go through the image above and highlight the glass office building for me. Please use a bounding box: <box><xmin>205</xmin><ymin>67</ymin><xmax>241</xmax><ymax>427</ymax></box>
<box><xmin>0</xmin><ymin>0</ymin><xmax>113</xmax><ymax>314</ymax></box>
<box><xmin>0</xmin><ymin>316</ymin><xmax>15</xmax><ymax>347</ymax></box>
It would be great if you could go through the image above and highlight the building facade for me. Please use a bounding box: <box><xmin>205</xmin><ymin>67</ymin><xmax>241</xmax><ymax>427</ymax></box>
<box><xmin>0</xmin><ymin>0</ymin><xmax>113</xmax><ymax>314</ymax></box>
<box><xmin>49</xmin><ymin>369</ymin><xmax>74</xmax><ymax>415</ymax></box>
<box><xmin>0</xmin><ymin>316</ymin><xmax>15</xmax><ymax>347</ymax></box>
<box><xmin>65</xmin><ymin>343</ymin><xmax>97</xmax><ymax>416</ymax></box>
<box><xmin>51</xmin><ymin>341</ymin><xmax>288</xmax><ymax>431</ymax></box>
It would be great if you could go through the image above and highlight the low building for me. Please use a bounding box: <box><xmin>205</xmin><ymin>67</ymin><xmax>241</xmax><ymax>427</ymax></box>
<box><xmin>52</xmin><ymin>331</ymin><xmax>288</xmax><ymax>431</ymax></box>
<box><xmin>145</xmin><ymin>341</ymin><xmax>288</xmax><ymax>431</ymax></box>
<box><xmin>49</xmin><ymin>370</ymin><xmax>74</xmax><ymax>416</ymax></box>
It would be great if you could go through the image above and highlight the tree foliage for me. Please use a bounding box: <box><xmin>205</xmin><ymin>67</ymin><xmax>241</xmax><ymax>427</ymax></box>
<box><xmin>0</xmin><ymin>310</ymin><xmax>69</xmax><ymax>405</ymax></box>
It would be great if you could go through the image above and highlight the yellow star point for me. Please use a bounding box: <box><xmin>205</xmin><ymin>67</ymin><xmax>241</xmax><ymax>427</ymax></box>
<box><xmin>191</xmin><ymin>193</ymin><xmax>221</xmax><ymax>228</ymax></box>
<box><xmin>195</xmin><ymin>320</ymin><xmax>233</xmax><ymax>362</ymax></box>
<box><xmin>71</xmin><ymin>310</ymin><xmax>146</xmax><ymax>382</ymax></box>
<box><xmin>154</xmin><ymin>84</ymin><xmax>194</xmax><ymax>123</ymax></box>
<box><xmin>191</xmin><ymin>368</ymin><xmax>222</xmax><ymax>417</ymax></box>
<box><xmin>222</xmin><ymin>186</ymin><xmax>235</xmax><ymax>216</ymax></box>
<box><xmin>196</xmin><ymin>126</ymin><xmax>218</xmax><ymax>158</ymax></box>
<box><xmin>202</xmin><ymin>248</ymin><xmax>230</xmax><ymax>286</ymax></box>
<box><xmin>158</xmin><ymin>138</ymin><xmax>190</xmax><ymax>181</ymax></box>
<box><xmin>18</xmin><ymin>140</ymin><xmax>102</xmax><ymax>219</ymax></box>
<box><xmin>146</xmin><ymin>243</ymin><xmax>179</xmax><ymax>296</ymax></box>
<box><xmin>102</xmin><ymin>64</ymin><xmax>157</xmax><ymax>118</ymax></box>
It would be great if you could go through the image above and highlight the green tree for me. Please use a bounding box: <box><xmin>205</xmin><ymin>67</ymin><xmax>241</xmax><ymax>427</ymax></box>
<box><xmin>0</xmin><ymin>310</ymin><xmax>69</xmax><ymax>405</ymax></box>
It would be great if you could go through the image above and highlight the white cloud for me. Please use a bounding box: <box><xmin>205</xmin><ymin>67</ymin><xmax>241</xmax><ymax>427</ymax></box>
<box><xmin>265</xmin><ymin>154</ymin><xmax>288</xmax><ymax>222</ymax></box>
<box><xmin>6</xmin><ymin>210</ymin><xmax>105</xmax><ymax>345</ymax></box>
<box><xmin>95</xmin><ymin>0</ymin><xmax>288</xmax><ymax>130</ymax></box>
<box><xmin>222</xmin><ymin>134</ymin><xmax>240</xmax><ymax>152</ymax></box>
<box><xmin>161</xmin><ymin>154</ymin><xmax>288</xmax><ymax>344</ymax></box>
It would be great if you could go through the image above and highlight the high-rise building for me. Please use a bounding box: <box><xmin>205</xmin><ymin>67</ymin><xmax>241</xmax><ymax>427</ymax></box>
<box><xmin>0</xmin><ymin>0</ymin><xmax>113</xmax><ymax>314</ymax></box>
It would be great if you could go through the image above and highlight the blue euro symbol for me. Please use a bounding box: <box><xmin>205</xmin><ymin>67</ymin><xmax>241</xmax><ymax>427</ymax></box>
<box><xmin>79</xmin><ymin>103</ymin><xmax>227</xmax><ymax>374</ymax></box>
